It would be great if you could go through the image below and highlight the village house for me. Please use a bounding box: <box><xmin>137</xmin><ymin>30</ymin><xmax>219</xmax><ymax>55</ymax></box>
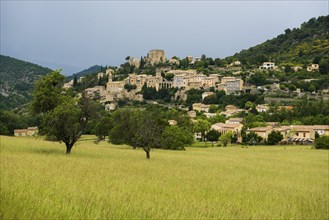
<box><xmin>307</xmin><ymin>64</ymin><xmax>319</xmax><ymax>72</ymax></box>
<box><xmin>192</xmin><ymin>103</ymin><xmax>211</xmax><ymax>112</ymax></box>
<box><xmin>14</xmin><ymin>127</ymin><xmax>38</xmax><ymax>137</ymax></box>
<box><xmin>217</xmin><ymin>77</ymin><xmax>243</xmax><ymax>94</ymax></box>
<box><xmin>259</xmin><ymin>62</ymin><xmax>278</xmax><ymax>70</ymax></box>
<box><xmin>220</xmin><ymin>105</ymin><xmax>244</xmax><ymax>117</ymax></box>
<box><xmin>246</xmin><ymin>126</ymin><xmax>273</xmax><ymax>141</ymax></box>
<box><xmin>211</xmin><ymin>123</ymin><xmax>243</xmax><ymax>141</ymax></box>
<box><xmin>246</xmin><ymin>125</ymin><xmax>329</xmax><ymax>143</ymax></box>
<box><xmin>188</xmin><ymin>110</ymin><xmax>197</xmax><ymax>118</ymax></box>
<box><xmin>256</xmin><ymin>104</ymin><xmax>269</xmax><ymax>112</ymax></box>
<box><xmin>171</xmin><ymin>70</ymin><xmax>218</xmax><ymax>90</ymax></box>
<box><xmin>229</xmin><ymin>61</ymin><xmax>241</xmax><ymax>66</ymax></box>
<box><xmin>225</xmin><ymin>118</ymin><xmax>243</xmax><ymax>124</ymax></box>
<box><xmin>204</xmin><ymin>113</ymin><xmax>217</xmax><ymax>118</ymax></box>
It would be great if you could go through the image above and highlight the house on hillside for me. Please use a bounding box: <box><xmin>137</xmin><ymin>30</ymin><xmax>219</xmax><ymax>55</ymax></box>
<box><xmin>192</xmin><ymin>103</ymin><xmax>211</xmax><ymax>113</ymax></box>
<box><xmin>307</xmin><ymin>64</ymin><xmax>319</xmax><ymax>72</ymax></box>
<box><xmin>259</xmin><ymin>62</ymin><xmax>278</xmax><ymax>70</ymax></box>
<box><xmin>246</xmin><ymin>126</ymin><xmax>273</xmax><ymax>141</ymax></box>
<box><xmin>220</xmin><ymin>105</ymin><xmax>244</xmax><ymax>117</ymax></box>
<box><xmin>211</xmin><ymin>123</ymin><xmax>243</xmax><ymax>135</ymax></box>
<box><xmin>217</xmin><ymin>77</ymin><xmax>243</xmax><ymax>94</ymax></box>
<box><xmin>226</xmin><ymin>118</ymin><xmax>243</xmax><ymax>124</ymax></box>
<box><xmin>256</xmin><ymin>104</ymin><xmax>269</xmax><ymax>112</ymax></box>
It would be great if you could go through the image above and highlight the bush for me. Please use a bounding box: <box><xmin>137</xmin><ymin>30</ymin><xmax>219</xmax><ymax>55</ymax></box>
<box><xmin>267</xmin><ymin>131</ymin><xmax>283</xmax><ymax>145</ymax></box>
<box><xmin>314</xmin><ymin>136</ymin><xmax>329</xmax><ymax>149</ymax></box>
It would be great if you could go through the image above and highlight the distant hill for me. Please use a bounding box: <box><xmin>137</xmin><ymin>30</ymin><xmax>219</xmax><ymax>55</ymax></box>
<box><xmin>67</xmin><ymin>65</ymin><xmax>102</xmax><ymax>81</ymax></box>
<box><xmin>228</xmin><ymin>15</ymin><xmax>329</xmax><ymax>67</ymax></box>
<box><xmin>0</xmin><ymin>55</ymin><xmax>52</xmax><ymax>110</ymax></box>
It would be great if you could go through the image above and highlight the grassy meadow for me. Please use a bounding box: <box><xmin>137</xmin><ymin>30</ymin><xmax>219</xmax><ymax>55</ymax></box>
<box><xmin>1</xmin><ymin>135</ymin><xmax>328</xmax><ymax>219</ymax></box>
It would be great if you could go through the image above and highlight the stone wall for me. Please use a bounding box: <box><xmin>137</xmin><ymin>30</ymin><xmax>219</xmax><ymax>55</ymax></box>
<box><xmin>146</xmin><ymin>49</ymin><xmax>166</xmax><ymax>65</ymax></box>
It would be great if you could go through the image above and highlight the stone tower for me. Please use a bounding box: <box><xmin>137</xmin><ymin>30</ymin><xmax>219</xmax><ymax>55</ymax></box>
<box><xmin>146</xmin><ymin>49</ymin><xmax>166</xmax><ymax>65</ymax></box>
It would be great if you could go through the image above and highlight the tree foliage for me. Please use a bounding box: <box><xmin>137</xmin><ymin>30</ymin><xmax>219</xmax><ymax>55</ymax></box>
<box><xmin>31</xmin><ymin>70</ymin><xmax>66</xmax><ymax>114</ymax></box>
<box><xmin>267</xmin><ymin>131</ymin><xmax>284</xmax><ymax>145</ymax></box>
<box><xmin>43</xmin><ymin>102</ymin><xmax>85</xmax><ymax>154</ymax></box>
<box><xmin>218</xmin><ymin>131</ymin><xmax>233</xmax><ymax>147</ymax></box>
<box><xmin>31</xmin><ymin>71</ymin><xmax>96</xmax><ymax>154</ymax></box>
<box><xmin>314</xmin><ymin>135</ymin><xmax>329</xmax><ymax>149</ymax></box>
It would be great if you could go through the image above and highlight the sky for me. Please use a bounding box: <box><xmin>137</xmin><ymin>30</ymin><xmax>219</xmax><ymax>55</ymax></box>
<box><xmin>1</xmin><ymin>1</ymin><xmax>328</xmax><ymax>75</ymax></box>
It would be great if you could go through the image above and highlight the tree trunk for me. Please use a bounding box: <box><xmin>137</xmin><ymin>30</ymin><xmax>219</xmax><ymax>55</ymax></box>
<box><xmin>143</xmin><ymin>147</ymin><xmax>150</xmax><ymax>159</ymax></box>
<box><xmin>65</xmin><ymin>143</ymin><xmax>73</xmax><ymax>154</ymax></box>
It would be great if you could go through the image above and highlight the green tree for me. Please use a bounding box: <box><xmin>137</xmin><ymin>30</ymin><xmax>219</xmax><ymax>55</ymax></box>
<box><xmin>73</xmin><ymin>75</ymin><xmax>78</xmax><ymax>87</ymax></box>
<box><xmin>218</xmin><ymin>131</ymin><xmax>233</xmax><ymax>147</ymax></box>
<box><xmin>31</xmin><ymin>70</ymin><xmax>66</xmax><ymax>114</ymax></box>
<box><xmin>205</xmin><ymin>129</ymin><xmax>221</xmax><ymax>142</ymax></box>
<box><xmin>109</xmin><ymin>108</ymin><xmax>166</xmax><ymax>159</ymax></box>
<box><xmin>161</xmin><ymin>126</ymin><xmax>194</xmax><ymax>150</ymax></box>
<box><xmin>267</xmin><ymin>130</ymin><xmax>283</xmax><ymax>145</ymax></box>
<box><xmin>314</xmin><ymin>135</ymin><xmax>329</xmax><ymax>149</ymax></box>
<box><xmin>31</xmin><ymin>71</ymin><xmax>93</xmax><ymax>154</ymax></box>
<box><xmin>319</xmin><ymin>58</ymin><xmax>329</xmax><ymax>74</ymax></box>
<box><xmin>42</xmin><ymin>102</ymin><xmax>86</xmax><ymax>154</ymax></box>
<box><xmin>132</xmin><ymin>113</ymin><xmax>165</xmax><ymax>159</ymax></box>
<box><xmin>95</xmin><ymin>115</ymin><xmax>113</xmax><ymax>140</ymax></box>
<box><xmin>193</xmin><ymin>119</ymin><xmax>211</xmax><ymax>141</ymax></box>
<box><xmin>245</xmin><ymin>101</ymin><xmax>255</xmax><ymax>110</ymax></box>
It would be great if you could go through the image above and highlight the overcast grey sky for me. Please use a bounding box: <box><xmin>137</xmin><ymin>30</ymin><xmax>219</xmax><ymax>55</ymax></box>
<box><xmin>1</xmin><ymin>1</ymin><xmax>328</xmax><ymax>75</ymax></box>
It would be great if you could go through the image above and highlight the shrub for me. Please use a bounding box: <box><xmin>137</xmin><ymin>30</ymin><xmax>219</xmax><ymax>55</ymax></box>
<box><xmin>314</xmin><ymin>136</ymin><xmax>329</xmax><ymax>149</ymax></box>
<box><xmin>267</xmin><ymin>131</ymin><xmax>283</xmax><ymax>145</ymax></box>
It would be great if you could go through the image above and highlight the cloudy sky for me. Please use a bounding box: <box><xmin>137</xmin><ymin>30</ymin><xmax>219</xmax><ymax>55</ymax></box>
<box><xmin>1</xmin><ymin>1</ymin><xmax>328</xmax><ymax>75</ymax></box>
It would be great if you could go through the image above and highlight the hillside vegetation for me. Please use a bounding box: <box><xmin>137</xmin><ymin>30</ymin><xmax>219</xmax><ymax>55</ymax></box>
<box><xmin>66</xmin><ymin>65</ymin><xmax>102</xmax><ymax>81</ymax></box>
<box><xmin>228</xmin><ymin>15</ymin><xmax>329</xmax><ymax>67</ymax></box>
<box><xmin>1</xmin><ymin>136</ymin><xmax>328</xmax><ymax>219</ymax></box>
<box><xmin>0</xmin><ymin>55</ymin><xmax>52</xmax><ymax>110</ymax></box>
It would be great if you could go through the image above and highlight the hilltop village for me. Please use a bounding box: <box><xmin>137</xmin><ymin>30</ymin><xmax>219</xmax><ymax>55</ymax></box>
<box><xmin>59</xmin><ymin>49</ymin><xmax>329</xmax><ymax>145</ymax></box>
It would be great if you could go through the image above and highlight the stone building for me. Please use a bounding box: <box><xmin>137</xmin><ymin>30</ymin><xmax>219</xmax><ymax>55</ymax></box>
<box><xmin>259</xmin><ymin>62</ymin><xmax>278</xmax><ymax>70</ymax></box>
<box><xmin>192</xmin><ymin>103</ymin><xmax>211</xmax><ymax>112</ymax></box>
<box><xmin>14</xmin><ymin>127</ymin><xmax>38</xmax><ymax>137</ymax></box>
<box><xmin>217</xmin><ymin>77</ymin><xmax>243</xmax><ymax>94</ymax></box>
<box><xmin>307</xmin><ymin>64</ymin><xmax>319</xmax><ymax>72</ymax></box>
<box><xmin>146</xmin><ymin>49</ymin><xmax>166</xmax><ymax>65</ymax></box>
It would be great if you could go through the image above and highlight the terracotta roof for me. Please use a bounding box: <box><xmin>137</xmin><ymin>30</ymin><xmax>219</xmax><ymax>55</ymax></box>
<box><xmin>247</xmin><ymin>126</ymin><xmax>273</xmax><ymax>132</ymax></box>
<box><xmin>212</xmin><ymin>123</ymin><xmax>241</xmax><ymax>129</ymax></box>
<box><xmin>227</xmin><ymin>118</ymin><xmax>243</xmax><ymax>122</ymax></box>
<box><xmin>14</xmin><ymin>129</ymin><xmax>28</xmax><ymax>133</ymax></box>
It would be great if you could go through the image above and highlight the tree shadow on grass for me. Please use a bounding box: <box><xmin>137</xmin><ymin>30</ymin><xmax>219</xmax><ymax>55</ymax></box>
<box><xmin>28</xmin><ymin>147</ymin><xmax>64</xmax><ymax>156</ymax></box>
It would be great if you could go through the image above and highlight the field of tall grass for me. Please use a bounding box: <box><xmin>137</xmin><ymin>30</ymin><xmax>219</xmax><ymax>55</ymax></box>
<box><xmin>1</xmin><ymin>135</ymin><xmax>328</xmax><ymax>219</ymax></box>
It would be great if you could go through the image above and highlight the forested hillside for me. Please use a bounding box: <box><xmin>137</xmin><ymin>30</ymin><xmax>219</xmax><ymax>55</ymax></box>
<box><xmin>66</xmin><ymin>65</ymin><xmax>102</xmax><ymax>81</ymax></box>
<box><xmin>0</xmin><ymin>55</ymin><xmax>52</xmax><ymax>110</ymax></box>
<box><xmin>228</xmin><ymin>15</ymin><xmax>329</xmax><ymax>68</ymax></box>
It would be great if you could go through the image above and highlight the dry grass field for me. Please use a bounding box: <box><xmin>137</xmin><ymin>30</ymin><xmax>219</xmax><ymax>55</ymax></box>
<box><xmin>1</xmin><ymin>135</ymin><xmax>328</xmax><ymax>219</ymax></box>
